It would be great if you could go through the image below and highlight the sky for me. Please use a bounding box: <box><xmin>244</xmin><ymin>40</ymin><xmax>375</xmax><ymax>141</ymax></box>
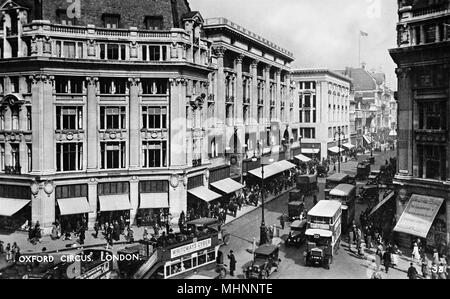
<box><xmin>189</xmin><ymin>0</ymin><xmax>399</xmax><ymax>90</ymax></box>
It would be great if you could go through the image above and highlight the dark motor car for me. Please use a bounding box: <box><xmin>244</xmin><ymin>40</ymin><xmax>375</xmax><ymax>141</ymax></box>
<box><xmin>245</xmin><ymin>245</ymin><xmax>281</xmax><ymax>279</ymax></box>
<box><xmin>285</xmin><ymin>220</ymin><xmax>307</xmax><ymax>247</ymax></box>
<box><xmin>288</xmin><ymin>201</ymin><xmax>305</xmax><ymax>221</ymax></box>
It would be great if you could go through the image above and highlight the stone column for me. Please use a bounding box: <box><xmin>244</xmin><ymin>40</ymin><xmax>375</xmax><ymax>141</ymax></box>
<box><xmin>275</xmin><ymin>69</ymin><xmax>281</xmax><ymax>123</ymax></box>
<box><xmin>30</xmin><ymin>74</ymin><xmax>55</xmax><ymax>175</ymax></box>
<box><xmin>264</xmin><ymin>66</ymin><xmax>271</xmax><ymax>127</ymax></box>
<box><xmin>128</xmin><ymin>78</ymin><xmax>140</xmax><ymax>170</ymax></box>
<box><xmin>214</xmin><ymin>46</ymin><xmax>226</xmax><ymax>124</ymax></box>
<box><xmin>395</xmin><ymin>67</ymin><xmax>413</xmax><ymax>177</ymax></box>
<box><xmin>19</xmin><ymin>136</ymin><xmax>28</xmax><ymax>173</ymax></box>
<box><xmin>169</xmin><ymin>78</ymin><xmax>187</xmax><ymax>167</ymax></box>
<box><xmin>86</xmin><ymin>77</ymin><xmax>98</xmax><ymax>171</ymax></box>
<box><xmin>436</xmin><ymin>24</ymin><xmax>441</xmax><ymax>42</ymax></box>
<box><xmin>129</xmin><ymin>176</ymin><xmax>139</xmax><ymax>226</ymax></box>
<box><xmin>31</xmin><ymin>181</ymin><xmax>56</xmax><ymax>234</ymax></box>
<box><xmin>87</xmin><ymin>178</ymin><xmax>98</xmax><ymax>229</ymax></box>
<box><xmin>420</xmin><ymin>25</ymin><xmax>425</xmax><ymax>45</ymax></box>
<box><xmin>250</xmin><ymin>60</ymin><xmax>259</xmax><ymax>125</ymax></box>
<box><xmin>235</xmin><ymin>54</ymin><xmax>244</xmax><ymax>125</ymax></box>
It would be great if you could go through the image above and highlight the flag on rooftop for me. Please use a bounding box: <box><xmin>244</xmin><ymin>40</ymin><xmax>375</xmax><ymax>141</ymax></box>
<box><xmin>360</xmin><ymin>30</ymin><xmax>369</xmax><ymax>37</ymax></box>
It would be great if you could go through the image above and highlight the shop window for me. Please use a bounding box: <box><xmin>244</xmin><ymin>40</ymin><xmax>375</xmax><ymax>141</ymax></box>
<box><xmin>100</xmin><ymin>142</ymin><xmax>126</xmax><ymax>169</ymax></box>
<box><xmin>56</xmin><ymin>106</ymin><xmax>83</xmax><ymax>131</ymax></box>
<box><xmin>142</xmin><ymin>141</ymin><xmax>167</xmax><ymax>168</ymax></box>
<box><xmin>100</xmin><ymin>106</ymin><xmax>126</xmax><ymax>130</ymax></box>
<box><xmin>145</xmin><ymin>16</ymin><xmax>164</xmax><ymax>30</ymax></box>
<box><xmin>139</xmin><ymin>180</ymin><xmax>169</xmax><ymax>193</ymax></box>
<box><xmin>56</xmin><ymin>142</ymin><xmax>83</xmax><ymax>172</ymax></box>
<box><xmin>55</xmin><ymin>184</ymin><xmax>88</xmax><ymax>199</ymax></box>
<box><xmin>98</xmin><ymin>182</ymin><xmax>129</xmax><ymax>195</ymax></box>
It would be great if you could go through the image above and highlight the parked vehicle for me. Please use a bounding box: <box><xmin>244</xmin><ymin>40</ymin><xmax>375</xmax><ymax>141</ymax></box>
<box><xmin>296</xmin><ymin>174</ymin><xmax>318</xmax><ymax>196</ymax></box>
<box><xmin>245</xmin><ymin>244</ymin><xmax>281</xmax><ymax>279</ymax></box>
<box><xmin>304</xmin><ymin>200</ymin><xmax>342</xmax><ymax>270</ymax></box>
<box><xmin>285</xmin><ymin>220</ymin><xmax>307</xmax><ymax>247</ymax></box>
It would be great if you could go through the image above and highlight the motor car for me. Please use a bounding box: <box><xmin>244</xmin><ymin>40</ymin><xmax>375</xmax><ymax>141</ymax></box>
<box><xmin>245</xmin><ymin>244</ymin><xmax>281</xmax><ymax>279</ymax></box>
<box><xmin>285</xmin><ymin>219</ymin><xmax>307</xmax><ymax>247</ymax></box>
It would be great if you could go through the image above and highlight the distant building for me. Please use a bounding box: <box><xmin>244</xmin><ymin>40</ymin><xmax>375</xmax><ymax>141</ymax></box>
<box><xmin>339</xmin><ymin>66</ymin><xmax>395</xmax><ymax>150</ymax></box>
<box><xmin>291</xmin><ymin>69</ymin><xmax>353</xmax><ymax>161</ymax></box>
<box><xmin>389</xmin><ymin>0</ymin><xmax>450</xmax><ymax>251</ymax></box>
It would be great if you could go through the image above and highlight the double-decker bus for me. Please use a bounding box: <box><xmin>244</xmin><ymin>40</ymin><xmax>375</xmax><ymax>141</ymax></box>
<box><xmin>119</xmin><ymin>218</ymin><xmax>228</xmax><ymax>279</ymax></box>
<box><xmin>329</xmin><ymin>184</ymin><xmax>356</xmax><ymax>233</ymax></box>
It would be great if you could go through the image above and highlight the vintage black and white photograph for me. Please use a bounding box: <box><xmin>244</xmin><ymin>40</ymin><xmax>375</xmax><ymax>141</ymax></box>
<box><xmin>0</xmin><ymin>0</ymin><xmax>448</xmax><ymax>282</ymax></box>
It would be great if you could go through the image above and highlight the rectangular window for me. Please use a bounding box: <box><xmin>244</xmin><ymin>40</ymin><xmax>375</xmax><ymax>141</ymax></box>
<box><xmin>55</xmin><ymin>184</ymin><xmax>88</xmax><ymax>199</ymax></box>
<box><xmin>27</xmin><ymin>144</ymin><xmax>32</xmax><ymax>173</ymax></box>
<box><xmin>56</xmin><ymin>9</ymin><xmax>76</xmax><ymax>25</ymax></box>
<box><xmin>418</xmin><ymin>101</ymin><xmax>447</xmax><ymax>130</ymax></box>
<box><xmin>55</xmin><ymin>77</ymin><xmax>84</xmax><ymax>94</ymax></box>
<box><xmin>142</xmin><ymin>106</ymin><xmax>167</xmax><ymax>129</ymax></box>
<box><xmin>141</xmin><ymin>79</ymin><xmax>168</xmax><ymax>95</ymax></box>
<box><xmin>26</xmin><ymin>106</ymin><xmax>32</xmax><ymax>130</ymax></box>
<box><xmin>99</xmin><ymin>78</ymin><xmax>127</xmax><ymax>95</ymax></box>
<box><xmin>304</xmin><ymin>95</ymin><xmax>311</xmax><ymax>108</ymax></box>
<box><xmin>56</xmin><ymin>106</ymin><xmax>83</xmax><ymax>131</ymax></box>
<box><xmin>100</xmin><ymin>106</ymin><xmax>126</xmax><ymax>130</ymax></box>
<box><xmin>100</xmin><ymin>142</ymin><xmax>126</xmax><ymax>169</ymax></box>
<box><xmin>0</xmin><ymin>143</ymin><xmax>4</xmax><ymax>171</ymax></box>
<box><xmin>139</xmin><ymin>180</ymin><xmax>169</xmax><ymax>193</ymax></box>
<box><xmin>56</xmin><ymin>142</ymin><xmax>83</xmax><ymax>172</ymax></box>
<box><xmin>63</xmin><ymin>42</ymin><xmax>76</xmax><ymax>58</ymax></box>
<box><xmin>142</xmin><ymin>141</ymin><xmax>167</xmax><ymax>168</ymax></box>
<box><xmin>145</xmin><ymin>16</ymin><xmax>164</xmax><ymax>30</ymax></box>
<box><xmin>103</xmin><ymin>14</ymin><xmax>120</xmax><ymax>29</ymax></box>
<box><xmin>11</xmin><ymin>107</ymin><xmax>19</xmax><ymax>131</ymax></box>
<box><xmin>305</xmin><ymin>111</ymin><xmax>311</xmax><ymax>123</ymax></box>
<box><xmin>10</xmin><ymin>77</ymin><xmax>19</xmax><ymax>93</ymax></box>
<box><xmin>418</xmin><ymin>145</ymin><xmax>447</xmax><ymax>180</ymax></box>
<box><xmin>98</xmin><ymin>182</ymin><xmax>129</xmax><ymax>195</ymax></box>
<box><xmin>148</xmin><ymin>46</ymin><xmax>161</xmax><ymax>61</ymax></box>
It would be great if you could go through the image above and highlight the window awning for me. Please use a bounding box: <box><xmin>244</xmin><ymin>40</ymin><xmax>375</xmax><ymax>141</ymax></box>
<box><xmin>369</xmin><ymin>191</ymin><xmax>395</xmax><ymax>217</ymax></box>
<box><xmin>248</xmin><ymin>160</ymin><xmax>296</xmax><ymax>179</ymax></box>
<box><xmin>393</xmin><ymin>194</ymin><xmax>444</xmax><ymax>238</ymax></box>
<box><xmin>210</xmin><ymin>178</ymin><xmax>244</xmax><ymax>194</ymax></box>
<box><xmin>57</xmin><ymin>197</ymin><xmax>92</xmax><ymax>216</ymax></box>
<box><xmin>188</xmin><ymin>187</ymin><xmax>221</xmax><ymax>203</ymax></box>
<box><xmin>294</xmin><ymin>154</ymin><xmax>311</xmax><ymax>163</ymax></box>
<box><xmin>328</xmin><ymin>146</ymin><xmax>344</xmax><ymax>154</ymax></box>
<box><xmin>99</xmin><ymin>194</ymin><xmax>132</xmax><ymax>212</ymax></box>
<box><xmin>301</xmin><ymin>148</ymin><xmax>320</xmax><ymax>154</ymax></box>
<box><xmin>0</xmin><ymin>198</ymin><xmax>30</xmax><ymax>217</ymax></box>
<box><xmin>342</xmin><ymin>143</ymin><xmax>355</xmax><ymax>150</ymax></box>
<box><xmin>140</xmin><ymin>193</ymin><xmax>169</xmax><ymax>209</ymax></box>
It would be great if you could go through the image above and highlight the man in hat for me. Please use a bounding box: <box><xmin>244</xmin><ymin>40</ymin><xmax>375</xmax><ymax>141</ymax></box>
<box><xmin>228</xmin><ymin>250</ymin><xmax>236</xmax><ymax>277</ymax></box>
<box><xmin>407</xmin><ymin>263</ymin><xmax>418</xmax><ymax>279</ymax></box>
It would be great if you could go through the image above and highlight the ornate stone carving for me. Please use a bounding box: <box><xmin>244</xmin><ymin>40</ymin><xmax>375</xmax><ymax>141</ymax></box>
<box><xmin>395</xmin><ymin>67</ymin><xmax>412</xmax><ymax>80</ymax></box>
<box><xmin>235</xmin><ymin>53</ymin><xmax>245</xmax><ymax>64</ymax></box>
<box><xmin>87</xmin><ymin>39</ymin><xmax>96</xmax><ymax>57</ymax></box>
<box><xmin>212</xmin><ymin>46</ymin><xmax>226</xmax><ymax>58</ymax></box>
<box><xmin>128</xmin><ymin>77</ymin><xmax>141</xmax><ymax>87</ymax></box>
<box><xmin>130</xmin><ymin>41</ymin><xmax>138</xmax><ymax>59</ymax></box>
<box><xmin>29</xmin><ymin>74</ymin><xmax>54</xmax><ymax>85</ymax></box>
<box><xmin>86</xmin><ymin>77</ymin><xmax>99</xmax><ymax>86</ymax></box>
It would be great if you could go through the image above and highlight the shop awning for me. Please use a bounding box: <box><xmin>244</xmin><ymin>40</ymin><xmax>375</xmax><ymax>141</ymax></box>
<box><xmin>188</xmin><ymin>187</ymin><xmax>221</xmax><ymax>203</ymax></box>
<box><xmin>140</xmin><ymin>193</ymin><xmax>169</xmax><ymax>209</ymax></box>
<box><xmin>294</xmin><ymin>154</ymin><xmax>311</xmax><ymax>163</ymax></box>
<box><xmin>248</xmin><ymin>160</ymin><xmax>296</xmax><ymax>179</ymax></box>
<box><xmin>99</xmin><ymin>194</ymin><xmax>132</xmax><ymax>212</ymax></box>
<box><xmin>328</xmin><ymin>146</ymin><xmax>344</xmax><ymax>154</ymax></box>
<box><xmin>342</xmin><ymin>143</ymin><xmax>355</xmax><ymax>150</ymax></box>
<box><xmin>57</xmin><ymin>197</ymin><xmax>92</xmax><ymax>216</ymax></box>
<box><xmin>0</xmin><ymin>198</ymin><xmax>30</xmax><ymax>217</ymax></box>
<box><xmin>393</xmin><ymin>194</ymin><xmax>444</xmax><ymax>238</ymax></box>
<box><xmin>210</xmin><ymin>178</ymin><xmax>244</xmax><ymax>194</ymax></box>
<box><xmin>363</xmin><ymin>135</ymin><xmax>371</xmax><ymax>145</ymax></box>
<box><xmin>369</xmin><ymin>191</ymin><xmax>395</xmax><ymax>217</ymax></box>
<box><xmin>301</xmin><ymin>148</ymin><xmax>320</xmax><ymax>154</ymax></box>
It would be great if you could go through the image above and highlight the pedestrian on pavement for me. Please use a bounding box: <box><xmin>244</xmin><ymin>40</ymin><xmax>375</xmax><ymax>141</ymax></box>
<box><xmin>433</xmin><ymin>248</ymin><xmax>440</xmax><ymax>265</ymax></box>
<box><xmin>375</xmin><ymin>247</ymin><xmax>382</xmax><ymax>271</ymax></box>
<box><xmin>349</xmin><ymin>230</ymin><xmax>354</xmax><ymax>251</ymax></box>
<box><xmin>79</xmin><ymin>226</ymin><xmax>85</xmax><ymax>245</ymax></box>
<box><xmin>51</xmin><ymin>223</ymin><xmax>58</xmax><ymax>240</ymax></box>
<box><xmin>383</xmin><ymin>250</ymin><xmax>391</xmax><ymax>273</ymax></box>
<box><xmin>127</xmin><ymin>226</ymin><xmax>134</xmax><ymax>243</ymax></box>
<box><xmin>143</xmin><ymin>227</ymin><xmax>149</xmax><ymax>241</ymax></box>
<box><xmin>421</xmin><ymin>255</ymin><xmax>430</xmax><ymax>279</ymax></box>
<box><xmin>412</xmin><ymin>242</ymin><xmax>421</xmax><ymax>262</ymax></box>
<box><xmin>228</xmin><ymin>250</ymin><xmax>236</xmax><ymax>277</ymax></box>
<box><xmin>280</xmin><ymin>214</ymin><xmax>285</xmax><ymax>230</ymax></box>
<box><xmin>407</xmin><ymin>263</ymin><xmax>418</xmax><ymax>279</ymax></box>
<box><xmin>0</xmin><ymin>240</ymin><xmax>3</xmax><ymax>254</ymax></box>
<box><xmin>93</xmin><ymin>221</ymin><xmax>99</xmax><ymax>238</ymax></box>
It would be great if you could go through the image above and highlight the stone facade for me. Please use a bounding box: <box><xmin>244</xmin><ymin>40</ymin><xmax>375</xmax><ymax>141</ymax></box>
<box><xmin>389</xmin><ymin>0</ymin><xmax>450</xmax><ymax>252</ymax></box>
<box><xmin>0</xmin><ymin>0</ymin><xmax>296</xmax><ymax>233</ymax></box>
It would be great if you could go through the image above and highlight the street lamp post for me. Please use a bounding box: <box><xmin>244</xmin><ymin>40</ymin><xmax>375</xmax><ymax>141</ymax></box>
<box><xmin>298</xmin><ymin>135</ymin><xmax>302</xmax><ymax>156</ymax></box>
<box><xmin>333</xmin><ymin>128</ymin><xmax>346</xmax><ymax>173</ymax></box>
<box><xmin>252</xmin><ymin>141</ymin><xmax>273</xmax><ymax>246</ymax></box>
<box><xmin>240</xmin><ymin>144</ymin><xmax>248</xmax><ymax>184</ymax></box>
<box><xmin>371</xmin><ymin>131</ymin><xmax>374</xmax><ymax>158</ymax></box>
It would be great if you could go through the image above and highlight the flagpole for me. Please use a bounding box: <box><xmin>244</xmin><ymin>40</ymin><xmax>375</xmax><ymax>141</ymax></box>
<box><xmin>358</xmin><ymin>32</ymin><xmax>361</xmax><ymax>68</ymax></box>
